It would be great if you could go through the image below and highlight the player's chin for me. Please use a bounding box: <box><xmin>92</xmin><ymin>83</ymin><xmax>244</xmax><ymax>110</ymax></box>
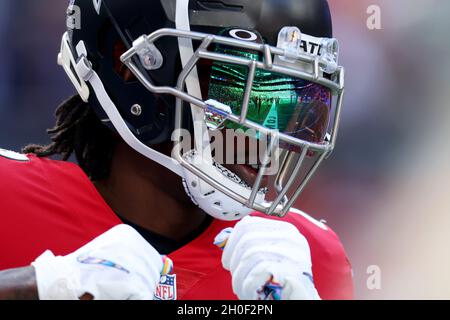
<box><xmin>223</xmin><ymin>163</ymin><xmax>269</xmax><ymax>190</ymax></box>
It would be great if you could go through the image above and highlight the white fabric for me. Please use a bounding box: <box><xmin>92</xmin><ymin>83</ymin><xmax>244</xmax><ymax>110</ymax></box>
<box><xmin>219</xmin><ymin>216</ymin><xmax>321</xmax><ymax>300</ymax></box>
<box><xmin>32</xmin><ymin>225</ymin><xmax>165</xmax><ymax>300</ymax></box>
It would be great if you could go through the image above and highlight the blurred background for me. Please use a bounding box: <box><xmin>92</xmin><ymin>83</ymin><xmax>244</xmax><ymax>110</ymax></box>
<box><xmin>0</xmin><ymin>0</ymin><xmax>449</xmax><ymax>299</ymax></box>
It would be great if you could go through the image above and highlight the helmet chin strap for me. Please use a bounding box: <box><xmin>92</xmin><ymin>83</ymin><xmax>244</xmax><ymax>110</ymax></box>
<box><xmin>175</xmin><ymin>0</ymin><xmax>213</xmax><ymax>164</ymax></box>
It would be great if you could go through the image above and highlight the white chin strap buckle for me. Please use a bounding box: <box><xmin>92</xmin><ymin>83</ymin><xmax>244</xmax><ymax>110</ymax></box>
<box><xmin>75</xmin><ymin>55</ymin><xmax>94</xmax><ymax>82</ymax></box>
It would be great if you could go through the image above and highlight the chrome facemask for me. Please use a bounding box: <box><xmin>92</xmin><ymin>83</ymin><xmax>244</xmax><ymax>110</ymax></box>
<box><xmin>120</xmin><ymin>26</ymin><xmax>344</xmax><ymax>217</ymax></box>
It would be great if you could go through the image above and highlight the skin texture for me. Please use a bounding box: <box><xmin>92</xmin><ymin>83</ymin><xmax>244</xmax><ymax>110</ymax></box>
<box><xmin>0</xmin><ymin>267</ymin><xmax>38</xmax><ymax>300</ymax></box>
<box><xmin>94</xmin><ymin>140</ymin><xmax>208</xmax><ymax>242</ymax></box>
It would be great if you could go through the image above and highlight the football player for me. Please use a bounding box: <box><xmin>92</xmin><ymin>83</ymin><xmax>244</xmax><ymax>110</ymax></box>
<box><xmin>0</xmin><ymin>0</ymin><xmax>353</xmax><ymax>300</ymax></box>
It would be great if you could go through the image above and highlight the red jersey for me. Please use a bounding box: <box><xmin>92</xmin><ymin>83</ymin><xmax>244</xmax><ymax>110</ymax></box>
<box><xmin>0</xmin><ymin>151</ymin><xmax>353</xmax><ymax>300</ymax></box>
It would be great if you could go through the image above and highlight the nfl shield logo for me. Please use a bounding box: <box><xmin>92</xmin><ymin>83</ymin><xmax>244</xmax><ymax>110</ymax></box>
<box><xmin>154</xmin><ymin>274</ymin><xmax>177</xmax><ymax>300</ymax></box>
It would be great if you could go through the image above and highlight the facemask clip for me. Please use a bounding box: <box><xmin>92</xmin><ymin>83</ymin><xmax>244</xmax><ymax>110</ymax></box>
<box><xmin>133</xmin><ymin>36</ymin><xmax>164</xmax><ymax>71</ymax></box>
<box><xmin>204</xmin><ymin>99</ymin><xmax>232</xmax><ymax>131</ymax></box>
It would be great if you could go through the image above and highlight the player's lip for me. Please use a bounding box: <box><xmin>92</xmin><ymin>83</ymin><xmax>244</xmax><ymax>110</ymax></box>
<box><xmin>223</xmin><ymin>163</ymin><xmax>269</xmax><ymax>190</ymax></box>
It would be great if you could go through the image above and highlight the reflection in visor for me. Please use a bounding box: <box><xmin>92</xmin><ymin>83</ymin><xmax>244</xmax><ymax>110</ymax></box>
<box><xmin>205</xmin><ymin>45</ymin><xmax>332</xmax><ymax>147</ymax></box>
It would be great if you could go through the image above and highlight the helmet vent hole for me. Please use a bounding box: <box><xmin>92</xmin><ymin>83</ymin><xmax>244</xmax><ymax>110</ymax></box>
<box><xmin>214</xmin><ymin>201</ymin><xmax>222</xmax><ymax>207</ymax></box>
<box><xmin>204</xmin><ymin>190</ymin><xmax>215</xmax><ymax>197</ymax></box>
<box><xmin>97</xmin><ymin>20</ymin><xmax>113</xmax><ymax>58</ymax></box>
<box><xmin>113</xmin><ymin>40</ymin><xmax>137</xmax><ymax>83</ymax></box>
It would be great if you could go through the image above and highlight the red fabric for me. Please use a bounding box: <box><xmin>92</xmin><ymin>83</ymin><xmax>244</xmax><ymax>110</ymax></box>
<box><xmin>0</xmin><ymin>154</ymin><xmax>353</xmax><ymax>299</ymax></box>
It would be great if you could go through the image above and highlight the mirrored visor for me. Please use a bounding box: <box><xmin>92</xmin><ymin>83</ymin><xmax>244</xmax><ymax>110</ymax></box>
<box><xmin>203</xmin><ymin>46</ymin><xmax>332</xmax><ymax>145</ymax></box>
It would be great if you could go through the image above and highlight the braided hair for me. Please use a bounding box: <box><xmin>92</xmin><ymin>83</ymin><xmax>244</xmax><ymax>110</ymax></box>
<box><xmin>23</xmin><ymin>95</ymin><xmax>117</xmax><ymax>181</ymax></box>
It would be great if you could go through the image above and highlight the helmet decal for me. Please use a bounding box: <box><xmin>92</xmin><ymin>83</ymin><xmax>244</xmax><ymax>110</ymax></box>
<box><xmin>93</xmin><ymin>0</ymin><xmax>102</xmax><ymax>15</ymax></box>
<box><xmin>229</xmin><ymin>29</ymin><xmax>259</xmax><ymax>42</ymax></box>
<box><xmin>67</xmin><ymin>3</ymin><xmax>81</xmax><ymax>30</ymax></box>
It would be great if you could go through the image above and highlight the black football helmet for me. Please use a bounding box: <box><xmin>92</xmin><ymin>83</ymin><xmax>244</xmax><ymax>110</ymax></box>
<box><xmin>59</xmin><ymin>0</ymin><xmax>344</xmax><ymax>220</ymax></box>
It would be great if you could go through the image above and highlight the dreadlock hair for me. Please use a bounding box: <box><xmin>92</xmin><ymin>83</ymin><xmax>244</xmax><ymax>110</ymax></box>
<box><xmin>23</xmin><ymin>94</ymin><xmax>117</xmax><ymax>181</ymax></box>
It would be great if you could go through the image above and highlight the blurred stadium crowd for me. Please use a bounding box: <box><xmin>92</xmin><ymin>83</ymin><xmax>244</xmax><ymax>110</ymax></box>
<box><xmin>0</xmin><ymin>0</ymin><xmax>448</xmax><ymax>299</ymax></box>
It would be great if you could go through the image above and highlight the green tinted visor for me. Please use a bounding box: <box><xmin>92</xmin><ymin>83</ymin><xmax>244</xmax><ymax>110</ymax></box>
<box><xmin>203</xmin><ymin>45</ymin><xmax>332</xmax><ymax>146</ymax></box>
